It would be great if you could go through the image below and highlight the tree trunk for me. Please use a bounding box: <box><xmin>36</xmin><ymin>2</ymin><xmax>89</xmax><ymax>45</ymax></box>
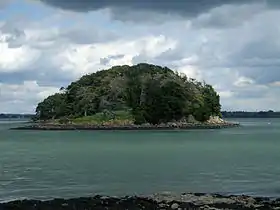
<box><xmin>84</xmin><ymin>109</ymin><xmax>87</xmax><ymax>117</ymax></box>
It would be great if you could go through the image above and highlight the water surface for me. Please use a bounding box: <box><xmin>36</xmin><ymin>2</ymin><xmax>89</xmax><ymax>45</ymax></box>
<box><xmin>0</xmin><ymin>118</ymin><xmax>280</xmax><ymax>202</ymax></box>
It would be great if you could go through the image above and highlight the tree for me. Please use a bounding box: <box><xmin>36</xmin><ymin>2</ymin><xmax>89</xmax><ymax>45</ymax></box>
<box><xmin>202</xmin><ymin>84</ymin><xmax>221</xmax><ymax>117</ymax></box>
<box><xmin>36</xmin><ymin>93</ymin><xmax>67</xmax><ymax>120</ymax></box>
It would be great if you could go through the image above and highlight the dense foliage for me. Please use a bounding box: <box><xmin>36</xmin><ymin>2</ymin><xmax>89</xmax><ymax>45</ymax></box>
<box><xmin>35</xmin><ymin>63</ymin><xmax>221</xmax><ymax>124</ymax></box>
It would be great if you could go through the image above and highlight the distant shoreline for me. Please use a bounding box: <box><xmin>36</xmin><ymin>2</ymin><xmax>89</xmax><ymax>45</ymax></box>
<box><xmin>0</xmin><ymin>192</ymin><xmax>278</xmax><ymax>209</ymax></box>
<box><xmin>10</xmin><ymin>121</ymin><xmax>239</xmax><ymax>131</ymax></box>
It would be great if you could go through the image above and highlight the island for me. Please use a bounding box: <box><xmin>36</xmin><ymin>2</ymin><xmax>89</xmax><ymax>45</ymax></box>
<box><xmin>12</xmin><ymin>63</ymin><xmax>239</xmax><ymax>130</ymax></box>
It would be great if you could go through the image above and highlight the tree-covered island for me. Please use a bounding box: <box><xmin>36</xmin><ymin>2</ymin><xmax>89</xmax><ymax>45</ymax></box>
<box><xmin>14</xmin><ymin>63</ymin><xmax>239</xmax><ymax>130</ymax></box>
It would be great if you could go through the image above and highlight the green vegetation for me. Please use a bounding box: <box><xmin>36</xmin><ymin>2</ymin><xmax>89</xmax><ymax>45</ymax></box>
<box><xmin>69</xmin><ymin>110</ymin><xmax>134</xmax><ymax>125</ymax></box>
<box><xmin>35</xmin><ymin>63</ymin><xmax>222</xmax><ymax>125</ymax></box>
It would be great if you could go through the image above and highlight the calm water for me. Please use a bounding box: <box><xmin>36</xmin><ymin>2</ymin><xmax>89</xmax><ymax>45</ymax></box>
<box><xmin>1</xmin><ymin>118</ymin><xmax>280</xmax><ymax>202</ymax></box>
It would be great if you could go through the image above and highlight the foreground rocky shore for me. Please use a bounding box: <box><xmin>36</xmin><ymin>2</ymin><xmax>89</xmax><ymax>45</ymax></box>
<box><xmin>1</xmin><ymin>192</ymin><xmax>279</xmax><ymax>210</ymax></box>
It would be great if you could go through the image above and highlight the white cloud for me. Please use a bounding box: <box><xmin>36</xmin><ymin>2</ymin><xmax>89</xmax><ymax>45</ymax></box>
<box><xmin>234</xmin><ymin>76</ymin><xmax>255</xmax><ymax>87</ymax></box>
<box><xmin>175</xmin><ymin>56</ymin><xmax>201</xmax><ymax>80</ymax></box>
<box><xmin>219</xmin><ymin>90</ymin><xmax>234</xmax><ymax>98</ymax></box>
<box><xmin>0</xmin><ymin>44</ymin><xmax>40</xmax><ymax>72</ymax></box>
<box><xmin>0</xmin><ymin>81</ymin><xmax>58</xmax><ymax>113</ymax></box>
<box><xmin>0</xmin><ymin>28</ymin><xmax>41</xmax><ymax>72</ymax></box>
<box><xmin>52</xmin><ymin>35</ymin><xmax>177</xmax><ymax>78</ymax></box>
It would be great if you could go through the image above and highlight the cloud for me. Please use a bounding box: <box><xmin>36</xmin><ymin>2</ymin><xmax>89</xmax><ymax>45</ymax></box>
<box><xmin>0</xmin><ymin>81</ymin><xmax>58</xmax><ymax>113</ymax></box>
<box><xmin>53</xmin><ymin>35</ymin><xmax>177</xmax><ymax>79</ymax></box>
<box><xmin>100</xmin><ymin>54</ymin><xmax>125</xmax><ymax>66</ymax></box>
<box><xmin>270</xmin><ymin>81</ymin><xmax>280</xmax><ymax>87</ymax></box>
<box><xmin>39</xmin><ymin>0</ymin><xmax>257</xmax><ymax>18</ymax></box>
<box><xmin>191</xmin><ymin>3</ymin><xmax>265</xmax><ymax>28</ymax></box>
<box><xmin>0</xmin><ymin>12</ymin><xmax>123</xmax><ymax>87</ymax></box>
<box><xmin>0</xmin><ymin>13</ymin><xmax>179</xmax><ymax>87</ymax></box>
<box><xmin>0</xmin><ymin>39</ymin><xmax>40</xmax><ymax>73</ymax></box>
<box><xmin>233</xmin><ymin>76</ymin><xmax>255</xmax><ymax>87</ymax></box>
<box><xmin>2</xmin><ymin>0</ymin><xmax>280</xmax><ymax>113</ymax></box>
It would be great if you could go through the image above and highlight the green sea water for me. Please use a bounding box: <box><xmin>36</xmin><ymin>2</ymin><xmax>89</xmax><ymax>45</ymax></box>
<box><xmin>0</xmin><ymin>118</ymin><xmax>280</xmax><ymax>202</ymax></box>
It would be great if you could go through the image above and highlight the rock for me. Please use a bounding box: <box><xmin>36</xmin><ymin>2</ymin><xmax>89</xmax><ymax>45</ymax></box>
<box><xmin>207</xmin><ymin>116</ymin><xmax>225</xmax><ymax>124</ymax></box>
<box><xmin>171</xmin><ymin>202</ymin><xmax>179</xmax><ymax>209</ymax></box>
<box><xmin>159</xmin><ymin>202</ymin><xmax>168</xmax><ymax>208</ymax></box>
<box><xmin>167</xmin><ymin>122</ymin><xmax>178</xmax><ymax>127</ymax></box>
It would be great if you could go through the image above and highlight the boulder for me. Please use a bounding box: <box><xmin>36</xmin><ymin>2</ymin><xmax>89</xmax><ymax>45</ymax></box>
<box><xmin>207</xmin><ymin>116</ymin><xmax>225</xmax><ymax>124</ymax></box>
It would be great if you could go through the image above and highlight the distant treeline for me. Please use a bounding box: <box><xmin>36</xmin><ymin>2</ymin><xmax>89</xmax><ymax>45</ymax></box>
<box><xmin>0</xmin><ymin>114</ymin><xmax>35</xmax><ymax>119</ymax></box>
<box><xmin>221</xmin><ymin>111</ymin><xmax>280</xmax><ymax>118</ymax></box>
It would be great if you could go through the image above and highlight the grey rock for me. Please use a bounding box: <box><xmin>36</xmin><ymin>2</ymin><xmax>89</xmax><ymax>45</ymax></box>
<box><xmin>171</xmin><ymin>202</ymin><xmax>179</xmax><ymax>209</ymax></box>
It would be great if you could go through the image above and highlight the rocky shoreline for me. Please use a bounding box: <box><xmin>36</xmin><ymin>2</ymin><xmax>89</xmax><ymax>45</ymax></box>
<box><xmin>10</xmin><ymin>115</ymin><xmax>240</xmax><ymax>131</ymax></box>
<box><xmin>10</xmin><ymin>116</ymin><xmax>239</xmax><ymax>131</ymax></box>
<box><xmin>10</xmin><ymin>122</ymin><xmax>239</xmax><ymax>131</ymax></box>
<box><xmin>1</xmin><ymin>192</ymin><xmax>279</xmax><ymax>209</ymax></box>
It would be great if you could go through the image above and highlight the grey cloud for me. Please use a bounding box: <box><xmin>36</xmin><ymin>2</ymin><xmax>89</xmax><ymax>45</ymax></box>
<box><xmin>228</xmin><ymin>29</ymin><xmax>280</xmax><ymax>84</ymax></box>
<box><xmin>40</xmin><ymin>0</ymin><xmax>258</xmax><ymax>17</ymax></box>
<box><xmin>131</xmin><ymin>53</ymin><xmax>150</xmax><ymax>65</ymax></box>
<box><xmin>191</xmin><ymin>3</ymin><xmax>265</xmax><ymax>28</ymax></box>
<box><xmin>238</xmin><ymin>67</ymin><xmax>280</xmax><ymax>85</ymax></box>
<box><xmin>100</xmin><ymin>54</ymin><xmax>125</xmax><ymax>65</ymax></box>
<box><xmin>0</xmin><ymin>23</ymin><xmax>24</xmax><ymax>36</ymax></box>
<box><xmin>123</xmin><ymin>2</ymin><xmax>280</xmax><ymax>94</ymax></box>
<box><xmin>109</xmin><ymin>8</ymin><xmax>185</xmax><ymax>23</ymax></box>
<box><xmin>1</xmin><ymin>19</ymin><xmax>119</xmax><ymax>50</ymax></box>
<box><xmin>132</xmin><ymin>52</ymin><xmax>172</xmax><ymax>68</ymax></box>
<box><xmin>0</xmin><ymin>59</ymin><xmax>72</xmax><ymax>88</ymax></box>
<box><xmin>59</xmin><ymin>25</ymin><xmax>119</xmax><ymax>45</ymax></box>
<box><xmin>154</xmin><ymin>47</ymin><xmax>186</xmax><ymax>62</ymax></box>
<box><xmin>0</xmin><ymin>81</ymin><xmax>58</xmax><ymax>113</ymax></box>
<box><xmin>0</xmin><ymin>69</ymin><xmax>71</xmax><ymax>87</ymax></box>
<box><xmin>233</xmin><ymin>85</ymin><xmax>269</xmax><ymax>99</ymax></box>
<box><xmin>177</xmin><ymin>7</ymin><xmax>280</xmax><ymax>88</ymax></box>
<box><xmin>0</xmin><ymin>22</ymin><xmax>26</xmax><ymax>48</ymax></box>
<box><xmin>0</xmin><ymin>71</ymin><xmax>35</xmax><ymax>84</ymax></box>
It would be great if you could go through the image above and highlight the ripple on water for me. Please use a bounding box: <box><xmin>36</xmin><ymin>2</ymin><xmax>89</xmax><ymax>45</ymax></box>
<box><xmin>1</xmin><ymin>119</ymin><xmax>280</xmax><ymax>199</ymax></box>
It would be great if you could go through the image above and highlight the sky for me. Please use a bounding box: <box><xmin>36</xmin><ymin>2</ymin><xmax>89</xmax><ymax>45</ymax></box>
<box><xmin>1</xmin><ymin>0</ymin><xmax>280</xmax><ymax>113</ymax></box>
